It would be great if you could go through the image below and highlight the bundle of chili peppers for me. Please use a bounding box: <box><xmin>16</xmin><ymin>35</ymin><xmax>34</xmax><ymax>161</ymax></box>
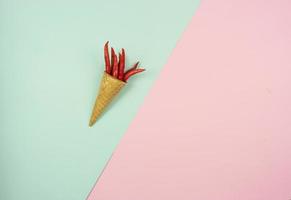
<box><xmin>89</xmin><ymin>41</ymin><xmax>145</xmax><ymax>127</ymax></box>
<box><xmin>103</xmin><ymin>41</ymin><xmax>145</xmax><ymax>82</ymax></box>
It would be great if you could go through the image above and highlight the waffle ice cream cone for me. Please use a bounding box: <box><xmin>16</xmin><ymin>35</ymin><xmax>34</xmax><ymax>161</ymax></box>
<box><xmin>89</xmin><ymin>72</ymin><xmax>125</xmax><ymax>126</ymax></box>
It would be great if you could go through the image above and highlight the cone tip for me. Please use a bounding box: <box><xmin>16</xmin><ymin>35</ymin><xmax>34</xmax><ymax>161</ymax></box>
<box><xmin>89</xmin><ymin>120</ymin><xmax>96</xmax><ymax>127</ymax></box>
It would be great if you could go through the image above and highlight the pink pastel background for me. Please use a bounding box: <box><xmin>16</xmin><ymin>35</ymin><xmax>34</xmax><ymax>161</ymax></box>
<box><xmin>88</xmin><ymin>0</ymin><xmax>291</xmax><ymax>199</ymax></box>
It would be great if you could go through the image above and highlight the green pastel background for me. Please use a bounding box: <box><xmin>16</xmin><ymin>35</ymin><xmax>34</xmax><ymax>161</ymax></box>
<box><xmin>0</xmin><ymin>0</ymin><xmax>200</xmax><ymax>199</ymax></box>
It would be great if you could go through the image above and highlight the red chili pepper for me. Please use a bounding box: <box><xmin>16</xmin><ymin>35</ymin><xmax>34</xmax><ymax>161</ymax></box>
<box><xmin>118</xmin><ymin>53</ymin><xmax>122</xmax><ymax>69</ymax></box>
<box><xmin>118</xmin><ymin>48</ymin><xmax>125</xmax><ymax>80</ymax></box>
<box><xmin>124</xmin><ymin>62</ymin><xmax>139</xmax><ymax>74</ymax></box>
<box><xmin>102</xmin><ymin>42</ymin><xmax>145</xmax><ymax>81</ymax></box>
<box><xmin>104</xmin><ymin>41</ymin><xmax>111</xmax><ymax>73</ymax></box>
<box><xmin>110</xmin><ymin>47</ymin><xmax>116</xmax><ymax>75</ymax></box>
<box><xmin>124</xmin><ymin>68</ymin><xmax>145</xmax><ymax>82</ymax></box>
<box><xmin>117</xmin><ymin>53</ymin><xmax>121</xmax><ymax>78</ymax></box>
<box><xmin>112</xmin><ymin>54</ymin><xmax>119</xmax><ymax>78</ymax></box>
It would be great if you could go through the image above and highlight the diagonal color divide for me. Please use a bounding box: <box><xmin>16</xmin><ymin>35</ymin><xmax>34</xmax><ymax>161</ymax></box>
<box><xmin>88</xmin><ymin>0</ymin><xmax>291</xmax><ymax>199</ymax></box>
<box><xmin>0</xmin><ymin>0</ymin><xmax>200</xmax><ymax>199</ymax></box>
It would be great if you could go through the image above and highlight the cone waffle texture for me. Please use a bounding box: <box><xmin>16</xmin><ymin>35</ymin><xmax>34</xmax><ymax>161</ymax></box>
<box><xmin>89</xmin><ymin>72</ymin><xmax>125</xmax><ymax>126</ymax></box>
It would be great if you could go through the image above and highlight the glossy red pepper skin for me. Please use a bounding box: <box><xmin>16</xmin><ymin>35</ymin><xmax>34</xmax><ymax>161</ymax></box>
<box><xmin>124</xmin><ymin>62</ymin><xmax>139</xmax><ymax>74</ymax></box>
<box><xmin>112</xmin><ymin>54</ymin><xmax>119</xmax><ymax>78</ymax></box>
<box><xmin>118</xmin><ymin>48</ymin><xmax>125</xmax><ymax>80</ymax></box>
<box><xmin>104</xmin><ymin>41</ymin><xmax>111</xmax><ymax>73</ymax></box>
<box><xmin>102</xmin><ymin>41</ymin><xmax>145</xmax><ymax>81</ymax></box>
<box><xmin>110</xmin><ymin>47</ymin><xmax>116</xmax><ymax>75</ymax></box>
<box><xmin>124</xmin><ymin>68</ymin><xmax>145</xmax><ymax>82</ymax></box>
<box><xmin>118</xmin><ymin>53</ymin><xmax>122</xmax><ymax>68</ymax></box>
